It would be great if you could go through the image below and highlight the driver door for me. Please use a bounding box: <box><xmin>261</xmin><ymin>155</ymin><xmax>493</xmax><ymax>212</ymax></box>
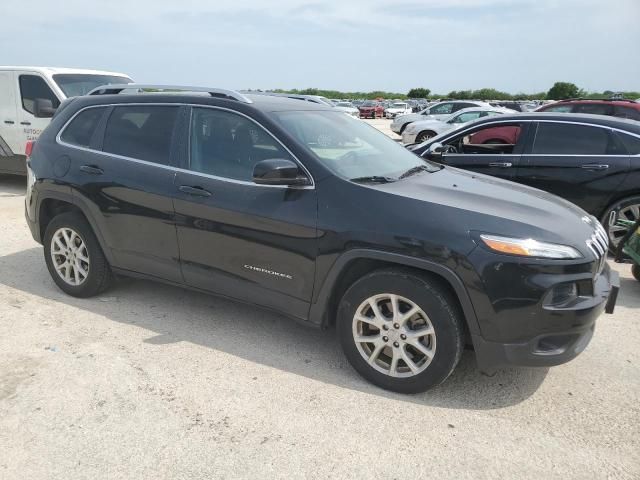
<box><xmin>436</xmin><ymin>121</ymin><xmax>531</xmax><ymax>181</ymax></box>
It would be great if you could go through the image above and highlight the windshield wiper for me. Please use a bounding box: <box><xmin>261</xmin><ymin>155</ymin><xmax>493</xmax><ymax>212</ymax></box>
<box><xmin>398</xmin><ymin>165</ymin><xmax>432</xmax><ymax>179</ymax></box>
<box><xmin>350</xmin><ymin>176</ymin><xmax>395</xmax><ymax>184</ymax></box>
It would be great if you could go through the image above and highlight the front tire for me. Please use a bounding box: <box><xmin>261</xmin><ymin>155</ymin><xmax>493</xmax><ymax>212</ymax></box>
<box><xmin>632</xmin><ymin>264</ymin><xmax>640</xmax><ymax>282</ymax></box>
<box><xmin>337</xmin><ymin>269</ymin><xmax>464</xmax><ymax>393</ymax></box>
<box><xmin>415</xmin><ymin>131</ymin><xmax>436</xmax><ymax>143</ymax></box>
<box><xmin>43</xmin><ymin>212</ymin><xmax>113</xmax><ymax>297</ymax></box>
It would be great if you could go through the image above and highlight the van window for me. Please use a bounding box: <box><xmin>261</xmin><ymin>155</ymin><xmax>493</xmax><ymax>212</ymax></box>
<box><xmin>103</xmin><ymin>106</ymin><xmax>178</xmax><ymax>164</ymax></box>
<box><xmin>19</xmin><ymin>75</ymin><xmax>61</xmax><ymax>114</ymax></box>
<box><xmin>60</xmin><ymin>108</ymin><xmax>106</xmax><ymax>148</ymax></box>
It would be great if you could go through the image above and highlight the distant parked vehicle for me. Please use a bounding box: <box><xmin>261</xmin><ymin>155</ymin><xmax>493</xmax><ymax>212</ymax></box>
<box><xmin>390</xmin><ymin>100</ymin><xmax>492</xmax><ymax>135</ymax></box>
<box><xmin>401</xmin><ymin>107</ymin><xmax>509</xmax><ymax>144</ymax></box>
<box><xmin>409</xmin><ymin>112</ymin><xmax>640</xmax><ymax>249</ymax></box>
<box><xmin>334</xmin><ymin>101</ymin><xmax>360</xmax><ymax>118</ymax></box>
<box><xmin>536</xmin><ymin>99</ymin><xmax>640</xmax><ymax>121</ymax></box>
<box><xmin>358</xmin><ymin>101</ymin><xmax>384</xmax><ymax>119</ymax></box>
<box><xmin>385</xmin><ymin>102</ymin><xmax>413</xmax><ymax>119</ymax></box>
<box><xmin>490</xmin><ymin>101</ymin><xmax>525</xmax><ymax>112</ymax></box>
<box><xmin>0</xmin><ymin>66</ymin><xmax>132</xmax><ymax>175</ymax></box>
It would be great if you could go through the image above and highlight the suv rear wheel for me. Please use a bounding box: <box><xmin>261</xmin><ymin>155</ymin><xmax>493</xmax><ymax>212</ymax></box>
<box><xmin>43</xmin><ymin>212</ymin><xmax>113</xmax><ymax>297</ymax></box>
<box><xmin>337</xmin><ymin>269</ymin><xmax>464</xmax><ymax>393</ymax></box>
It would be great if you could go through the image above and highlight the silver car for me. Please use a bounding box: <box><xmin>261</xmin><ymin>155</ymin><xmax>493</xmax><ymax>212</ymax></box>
<box><xmin>390</xmin><ymin>100</ymin><xmax>493</xmax><ymax>135</ymax></box>
<box><xmin>401</xmin><ymin>107</ymin><xmax>512</xmax><ymax>144</ymax></box>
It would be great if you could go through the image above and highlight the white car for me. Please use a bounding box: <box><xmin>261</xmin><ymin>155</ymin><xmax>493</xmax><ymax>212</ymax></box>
<box><xmin>333</xmin><ymin>101</ymin><xmax>360</xmax><ymax>118</ymax></box>
<box><xmin>384</xmin><ymin>102</ymin><xmax>412</xmax><ymax>119</ymax></box>
<box><xmin>401</xmin><ymin>107</ymin><xmax>512</xmax><ymax>144</ymax></box>
<box><xmin>390</xmin><ymin>100</ymin><xmax>493</xmax><ymax>135</ymax></box>
<box><xmin>0</xmin><ymin>66</ymin><xmax>132</xmax><ymax>175</ymax></box>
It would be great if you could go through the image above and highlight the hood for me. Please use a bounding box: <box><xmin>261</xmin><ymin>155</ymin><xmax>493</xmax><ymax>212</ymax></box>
<box><xmin>394</xmin><ymin>113</ymin><xmax>424</xmax><ymax>123</ymax></box>
<box><xmin>372</xmin><ymin>166</ymin><xmax>598</xmax><ymax>257</ymax></box>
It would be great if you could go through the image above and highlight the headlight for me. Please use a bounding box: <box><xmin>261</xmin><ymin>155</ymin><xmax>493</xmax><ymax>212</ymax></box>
<box><xmin>480</xmin><ymin>234</ymin><xmax>582</xmax><ymax>259</ymax></box>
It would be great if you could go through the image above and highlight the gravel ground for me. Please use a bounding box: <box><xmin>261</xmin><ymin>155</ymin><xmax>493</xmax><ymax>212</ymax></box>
<box><xmin>1</xmin><ymin>142</ymin><xmax>639</xmax><ymax>479</ymax></box>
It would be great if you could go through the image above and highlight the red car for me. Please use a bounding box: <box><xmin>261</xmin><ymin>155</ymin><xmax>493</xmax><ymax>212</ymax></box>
<box><xmin>358</xmin><ymin>101</ymin><xmax>385</xmax><ymax>119</ymax></box>
<box><xmin>537</xmin><ymin>99</ymin><xmax>640</xmax><ymax>121</ymax></box>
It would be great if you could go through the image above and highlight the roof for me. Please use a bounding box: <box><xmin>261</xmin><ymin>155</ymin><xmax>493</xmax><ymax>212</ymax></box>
<box><xmin>466</xmin><ymin>112</ymin><xmax>640</xmax><ymax>134</ymax></box>
<box><xmin>0</xmin><ymin>66</ymin><xmax>131</xmax><ymax>77</ymax></box>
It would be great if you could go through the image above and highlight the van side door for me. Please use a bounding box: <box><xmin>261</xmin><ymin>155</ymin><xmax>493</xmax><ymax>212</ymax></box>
<box><xmin>0</xmin><ymin>70</ymin><xmax>24</xmax><ymax>174</ymax></box>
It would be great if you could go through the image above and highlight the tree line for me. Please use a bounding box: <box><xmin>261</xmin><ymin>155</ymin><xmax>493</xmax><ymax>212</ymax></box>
<box><xmin>268</xmin><ymin>83</ymin><xmax>639</xmax><ymax>101</ymax></box>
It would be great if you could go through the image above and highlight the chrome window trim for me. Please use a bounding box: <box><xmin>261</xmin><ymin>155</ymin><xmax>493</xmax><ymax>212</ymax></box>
<box><xmin>422</xmin><ymin>118</ymin><xmax>640</xmax><ymax>158</ymax></box>
<box><xmin>55</xmin><ymin>102</ymin><xmax>315</xmax><ymax>190</ymax></box>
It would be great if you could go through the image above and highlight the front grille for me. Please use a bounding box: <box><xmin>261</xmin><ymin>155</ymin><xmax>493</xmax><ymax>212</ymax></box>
<box><xmin>586</xmin><ymin>221</ymin><xmax>608</xmax><ymax>274</ymax></box>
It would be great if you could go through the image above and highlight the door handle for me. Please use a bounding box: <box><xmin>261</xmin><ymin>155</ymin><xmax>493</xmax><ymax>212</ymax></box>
<box><xmin>179</xmin><ymin>185</ymin><xmax>212</xmax><ymax>197</ymax></box>
<box><xmin>80</xmin><ymin>165</ymin><xmax>104</xmax><ymax>175</ymax></box>
<box><xmin>581</xmin><ymin>164</ymin><xmax>609</xmax><ymax>170</ymax></box>
<box><xmin>4</xmin><ymin>120</ymin><xmax>14</xmax><ymax>124</ymax></box>
<box><xmin>20</xmin><ymin>121</ymin><xmax>31</xmax><ymax>126</ymax></box>
<box><xmin>488</xmin><ymin>162</ymin><xmax>513</xmax><ymax>168</ymax></box>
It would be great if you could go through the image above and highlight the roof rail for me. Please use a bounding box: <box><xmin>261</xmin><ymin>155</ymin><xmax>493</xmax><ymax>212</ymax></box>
<box><xmin>86</xmin><ymin>84</ymin><xmax>253</xmax><ymax>103</ymax></box>
<box><xmin>242</xmin><ymin>91</ymin><xmax>326</xmax><ymax>105</ymax></box>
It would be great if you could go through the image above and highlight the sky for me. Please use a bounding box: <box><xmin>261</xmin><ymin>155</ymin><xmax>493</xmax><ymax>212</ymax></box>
<box><xmin>1</xmin><ymin>0</ymin><xmax>639</xmax><ymax>94</ymax></box>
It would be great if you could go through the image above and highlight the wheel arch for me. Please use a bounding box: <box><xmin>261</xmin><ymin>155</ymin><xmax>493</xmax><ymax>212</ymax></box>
<box><xmin>37</xmin><ymin>191</ymin><xmax>115</xmax><ymax>265</ymax></box>
<box><xmin>309</xmin><ymin>250</ymin><xmax>480</xmax><ymax>337</ymax></box>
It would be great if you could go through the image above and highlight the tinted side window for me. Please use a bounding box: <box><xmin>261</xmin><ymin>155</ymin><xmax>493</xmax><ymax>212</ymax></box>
<box><xmin>60</xmin><ymin>107</ymin><xmax>105</xmax><ymax>147</ymax></box>
<box><xmin>429</xmin><ymin>103</ymin><xmax>454</xmax><ymax>115</ymax></box>
<box><xmin>19</xmin><ymin>75</ymin><xmax>60</xmax><ymax>114</ymax></box>
<box><xmin>190</xmin><ymin>108</ymin><xmax>292</xmax><ymax>181</ymax></box>
<box><xmin>614</xmin><ymin>106</ymin><xmax>640</xmax><ymax>121</ymax></box>
<box><xmin>532</xmin><ymin>123</ymin><xmax>610</xmax><ymax>155</ymax></box>
<box><xmin>543</xmin><ymin>105</ymin><xmax>573</xmax><ymax>113</ymax></box>
<box><xmin>618</xmin><ymin>133</ymin><xmax>640</xmax><ymax>155</ymax></box>
<box><xmin>103</xmin><ymin>106</ymin><xmax>178</xmax><ymax>165</ymax></box>
<box><xmin>573</xmin><ymin>104</ymin><xmax>613</xmax><ymax>116</ymax></box>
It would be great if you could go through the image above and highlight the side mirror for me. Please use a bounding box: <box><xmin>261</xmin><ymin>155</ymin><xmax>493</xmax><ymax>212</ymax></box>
<box><xmin>425</xmin><ymin>142</ymin><xmax>445</xmax><ymax>159</ymax></box>
<box><xmin>253</xmin><ymin>159</ymin><xmax>311</xmax><ymax>186</ymax></box>
<box><xmin>33</xmin><ymin>98</ymin><xmax>57</xmax><ymax>118</ymax></box>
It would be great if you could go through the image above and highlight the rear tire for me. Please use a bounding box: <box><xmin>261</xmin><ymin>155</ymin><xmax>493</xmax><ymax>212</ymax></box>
<box><xmin>43</xmin><ymin>212</ymin><xmax>113</xmax><ymax>298</ymax></box>
<box><xmin>600</xmin><ymin>195</ymin><xmax>640</xmax><ymax>252</ymax></box>
<box><xmin>337</xmin><ymin>269</ymin><xmax>464</xmax><ymax>393</ymax></box>
<box><xmin>632</xmin><ymin>264</ymin><xmax>640</xmax><ymax>282</ymax></box>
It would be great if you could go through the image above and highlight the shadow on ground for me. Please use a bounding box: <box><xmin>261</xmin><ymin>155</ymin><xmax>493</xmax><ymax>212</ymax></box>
<box><xmin>0</xmin><ymin>174</ymin><xmax>25</xmax><ymax>197</ymax></box>
<box><xmin>0</xmin><ymin>246</ymin><xmax>553</xmax><ymax>410</ymax></box>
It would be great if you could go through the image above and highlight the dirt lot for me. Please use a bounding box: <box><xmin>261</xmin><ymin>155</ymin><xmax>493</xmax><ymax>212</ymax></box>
<box><xmin>1</xmin><ymin>145</ymin><xmax>639</xmax><ymax>479</ymax></box>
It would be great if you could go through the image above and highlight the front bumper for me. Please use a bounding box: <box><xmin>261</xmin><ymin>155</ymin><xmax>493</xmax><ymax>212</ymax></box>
<box><xmin>465</xmin><ymin>250</ymin><xmax>619</xmax><ymax>373</ymax></box>
<box><xmin>401</xmin><ymin>131</ymin><xmax>418</xmax><ymax>144</ymax></box>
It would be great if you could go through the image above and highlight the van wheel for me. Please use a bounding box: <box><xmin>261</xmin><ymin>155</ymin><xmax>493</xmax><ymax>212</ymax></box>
<box><xmin>337</xmin><ymin>269</ymin><xmax>464</xmax><ymax>393</ymax></box>
<box><xmin>43</xmin><ymin>212</ymin><xmax>112</xmax><ymax>297</ymax></box>
<box><xmin>632</xmin><ymin>264</ymin><xmax>640</xmax><ymax>282</ymax></box>
<box><xmin>601</xmin><ymin>196</ymin><xmax>640</xmax><ymax>251</ymax></box>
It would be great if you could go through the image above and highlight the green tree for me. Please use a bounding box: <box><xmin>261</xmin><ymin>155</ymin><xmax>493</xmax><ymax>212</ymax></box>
<box><xmin>407</xmin><ymin>88</ymin><xmax>431</xmax><ymax>98</ymax></box>
<box><xmin>547</xmin><ymin>82</ymin><xmax>581</xmax><ymax>100</ymax></box>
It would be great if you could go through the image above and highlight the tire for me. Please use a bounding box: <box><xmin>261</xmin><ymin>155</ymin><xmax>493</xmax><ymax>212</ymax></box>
<box><xmin>415</xmin><ymin>131</ymin><xmax>436</xmax><ymax>143</ymax></box>
<box><xmin>600</xmin><ymin>195</ymin><xmax>640</xmax><ymax>252</ymax></box>
<box><xmin>632</xmin><ymin>264</ymin><xmax>640</xmax><ymax>282</ymax></box>
<box><xmin>43</xmin><ymin>212</ymin><xmax>113</xmax><ymax>297</ymax></box>
<box><xmin>337</xmin><ymin>268</ymin><xmax>464</xmax><ymax>393</ymax></box>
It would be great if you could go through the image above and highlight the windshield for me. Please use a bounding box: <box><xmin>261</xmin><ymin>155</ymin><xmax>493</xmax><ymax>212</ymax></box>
<box><xmin>53</xmin><ymin>74</ymin><xmax>133</xmax><ymax>97</ymax></box>
<box><xmin>273</xmin><ymin>111</ymin><xmax>440</xmax><ymax>180</ymax></box>
<box><xmin>362</xmin><ymin>101</ymin><xmax>376</xmax><ymax>107</ymax></box>
<box><xmin>392</xmin><ymin>103</ymin><xmax>407</xmax><ymax>108</ymax></box>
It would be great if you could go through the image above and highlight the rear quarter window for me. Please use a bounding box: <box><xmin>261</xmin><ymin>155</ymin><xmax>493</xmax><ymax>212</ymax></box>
<box><xmin>59</xmin><ymin>107</ymin><xmax>106</xmax><ymax>147</ymax></box>
<box><xmin>614</xmin><ymin>106</ymin><xmax>640</xmax><ymax>121</ymax></box>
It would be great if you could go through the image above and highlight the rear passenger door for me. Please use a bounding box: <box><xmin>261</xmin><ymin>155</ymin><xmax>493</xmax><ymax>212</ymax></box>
<box><xmin>516</xmin><ymin>121</ymin><xmax>630</xmax><ymax>214</ymax></box>
<box><xmin>63</xmin><ymin>104</ymin><xmax>184</xmax><ymax>282</ymax></box>
<box><xmin>172</xmin><ymin>106</ymin><xmax>318</xmax><ymax>320</ymax></box>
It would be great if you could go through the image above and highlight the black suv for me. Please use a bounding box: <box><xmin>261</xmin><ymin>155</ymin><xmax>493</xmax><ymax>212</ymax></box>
<box><xmin>410</xmin><ymin>113</ymin><xmax>640</xmax><ymax>250</ymax></box>
<box><xmin>25</xmin><ymin>85</ymin><xmax>618</xmax><ymax>393</ymax></box>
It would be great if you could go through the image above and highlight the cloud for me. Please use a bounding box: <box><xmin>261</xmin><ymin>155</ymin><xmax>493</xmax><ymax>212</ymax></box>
<box><xmin>1</xmin><ymin>0</ymin><xmax>638</xmax><ymax>93</ymax></box>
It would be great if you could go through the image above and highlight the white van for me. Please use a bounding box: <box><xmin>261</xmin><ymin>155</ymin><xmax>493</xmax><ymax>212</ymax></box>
<box><xmin>0</xmin><ymin>66</ymin><xmax>132</xmax><ymax>175</ymax></box>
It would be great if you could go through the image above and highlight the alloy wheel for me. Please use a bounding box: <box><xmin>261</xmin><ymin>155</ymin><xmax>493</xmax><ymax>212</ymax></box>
<box><xmin>608</xmin><ymin>203</ymin><xmax>640</xmax><ymax>248</ymax></box>
<box><xmin>352</xmin><ymin>293</ymin><xmax>436</xmax><ymax>378</ymax></box>
<box><xmin>50</xmin><ymin>227</ymin><xmax>90</xmax><ymax>286</ymax></box>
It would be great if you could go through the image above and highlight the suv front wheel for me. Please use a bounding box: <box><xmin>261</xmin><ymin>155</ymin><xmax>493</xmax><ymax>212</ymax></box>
<box><xmin>43</xmin><ymin>212</ymin><xmax>113</xmax><ymax>297</ymax></box>
<box><xmin>337</xmin><ymin>269</ymin><xmax>464</xmax><ymax>393</ymax></box>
